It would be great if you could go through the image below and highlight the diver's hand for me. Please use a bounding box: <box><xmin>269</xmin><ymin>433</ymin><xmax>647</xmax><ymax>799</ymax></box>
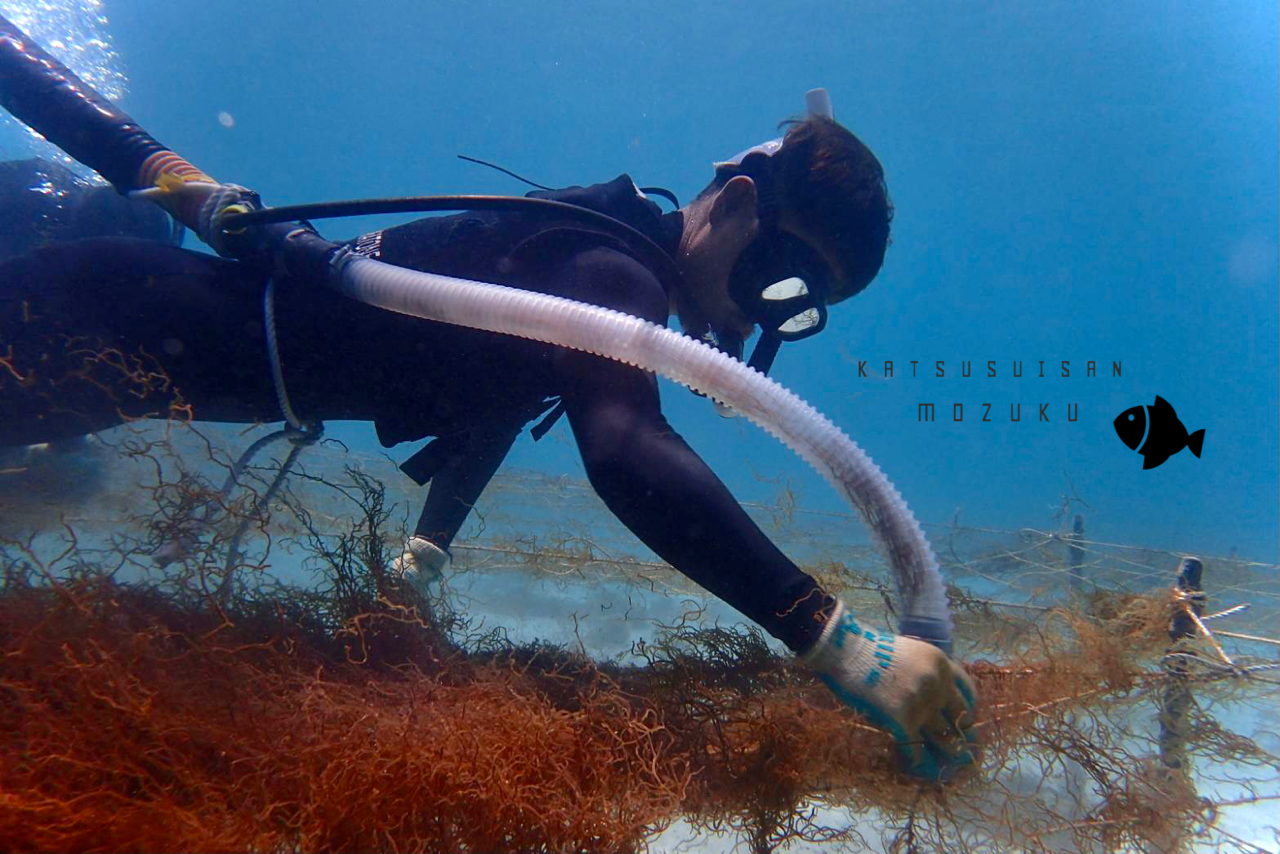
<box><xmin>802</xmin><ymin>599</ymin><xmax>977</xmax><ymax>781</ymax></box>
<box><xmin>391</xmin><ymin>535</ymin><xmax>450</xmax><ymax>594</ymax></box>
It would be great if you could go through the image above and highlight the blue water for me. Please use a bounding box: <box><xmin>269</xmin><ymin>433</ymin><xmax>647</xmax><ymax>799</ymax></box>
<box><xmin>1</xmin><ymin>1</ymin><xmax>1277</xmax><ymax>849</ymax></box>
<box><xmin>4</xmin><ymin>0</ymin><xmax>1275</xmax><ymax>560</ymax></box>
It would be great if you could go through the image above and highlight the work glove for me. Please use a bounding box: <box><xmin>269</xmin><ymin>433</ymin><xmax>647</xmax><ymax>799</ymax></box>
<box><xmin>391</xmin><ymin>535</ymin><xmax>451</xmax><ymax>595</ymax></box>
<box><xmin>802</xmin><ymin>599</ymin><xmax>978</xmax><ymax>781</ymax></box>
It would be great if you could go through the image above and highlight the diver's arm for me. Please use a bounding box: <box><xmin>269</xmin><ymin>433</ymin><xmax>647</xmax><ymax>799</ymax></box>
<box><xmin>392</xmin><ymin>423</ymin><xmax>522</xmax><ymax>590</ymax></box>
<box><xmin>411</xmin><ymin>424</ymin><xmax>521</xmax><ymax>551</ymax></box>
<box><xmin>551</xmin><ymin>249</ymin><xmax>831</xmax><ymax>653</ymax></box>
<box><xmin>564</xmin><ymin>377</ymin><xmax>833</xmax><ymax>652</ymax></box>
<box><xmin>554</xmin><ymin>248</ymin><xmax>977</xmax><ymax>780</ymax></box>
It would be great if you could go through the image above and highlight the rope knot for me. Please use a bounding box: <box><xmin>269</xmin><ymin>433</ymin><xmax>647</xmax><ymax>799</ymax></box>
<box><xmin>285</xmin><ymin>422</ymin><xmax>324</xmax><ymax>447</ymax></box>
<box><xmin>198</xmin><ymin>183</ymin><xmax>261</xmax><ymax>257</ymax></box>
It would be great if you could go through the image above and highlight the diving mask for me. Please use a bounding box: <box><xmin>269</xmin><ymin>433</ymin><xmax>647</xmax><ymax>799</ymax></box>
<box><xmin>713</xmin><ymin>88</ymin><xmax>836</xmax><ymax>377</ymax></box>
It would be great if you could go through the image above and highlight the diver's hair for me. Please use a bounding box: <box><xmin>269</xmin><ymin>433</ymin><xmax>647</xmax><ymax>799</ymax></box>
<box><xmin>776</xmin><ymin>116</ymin><xmax>893</xmax><ymax>302</ymax></box>
<box><xmin>703</xmin><ymin>116</ymin><xmax>894</xmax><ymax>303</ymax></box>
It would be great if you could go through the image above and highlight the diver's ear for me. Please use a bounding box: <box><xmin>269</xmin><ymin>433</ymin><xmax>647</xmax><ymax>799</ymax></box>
<box><xmin>708</xmin><ymin>175</ymin><xmax>758</xmax><ymax>227</ymax></box>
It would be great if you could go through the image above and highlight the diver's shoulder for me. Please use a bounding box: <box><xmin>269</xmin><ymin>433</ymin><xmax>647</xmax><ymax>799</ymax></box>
<box><xmin>526</xmin><ymin>173</ymin><xmax>638</xmax><ymax>199</ymax></box>
<box><xmin>558</xmin><ymin>244</ymin><xmax>668</xmax><ymax>324</ymax></box>
<box><xmin>528</xmin><ymin>174</ymin><xmax>660</xmax><ymax>222</ymax></box>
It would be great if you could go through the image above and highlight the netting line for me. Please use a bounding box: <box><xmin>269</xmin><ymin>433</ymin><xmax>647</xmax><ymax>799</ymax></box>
<box><xmin>436</xmin><ymin>520</ymin><xmax>1279</xmax><ymax>645</ymax></box>
<box><xmin>474</xmin><ymin>470</ymin><xmax>1279</xmax><ymax>570</ymax></box>
<box><xmin>227</xmin><ymin>448</ymin><xmax>1280</xmax><ymax>677</ymax></box>
<box><xmin>1012</xmin><ymin>528</ymin><xmax>1278</xmax><ymax>591</ymax></box>
<box><xmin>449</xmin><ymin>540</ymin><xmax>1109</xmax><ymax>629</ymax></box>
<box><xmin>1168</xmin><ymin>586</ymin><xmax>1280</xmax><ymax>680</ymax></box>
<box><xmin>445</xmin><ymin>481</ymin><xmax>1280</xmax><ymax>577</ymax></box>
<box><xmin>458</xmin><ymin>548</ymin><xmax>1280</xmax><ymax>656</ymax></box>
<box><xmin>1212</xmin><ymin>629</ymin><xmax>1280</xmax><ymax>647</ymax></box>
<box><xmin>920</xmin><ymin>524</ymin><xmax>1278</xmax><ymax>630</ymax></box>
<box><xmin>685</xmin><ymin>489</ymin><xmax>1276</xmax><ymax>571</ymax></box>
<box><xmin>441</xmin><ymin>520</ymin><xmax>1279</xmax><ymax>651</ymax></box>
<box><xmin>458</xmin><ymin>541</ymin><xmax>1267</xmax><ymax>630</ymax></box>
<box><xmin>419</xmin><ymin>471</ymin><xmax>1280</xmax><ymax>680</ymax></box>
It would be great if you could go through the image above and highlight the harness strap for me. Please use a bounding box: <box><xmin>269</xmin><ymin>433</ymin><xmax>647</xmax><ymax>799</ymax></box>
<box><xmin>213</xmin><ymin>277</ymin><xmax>323</xmax><ymax>602</ymax></box>
<box><xmin>263</xmin><ymin>278</ymin><xmax>321</xmax><ymax>438</ymax></box>
<box><xmin>398</xmin><ymin>396</ymin><xmax>565</xmax><ymax>487</ymax></box>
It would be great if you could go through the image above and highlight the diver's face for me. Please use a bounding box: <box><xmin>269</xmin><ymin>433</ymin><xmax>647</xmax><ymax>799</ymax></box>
<box><xmin>700</xmin><ymin>268</ymin><xmax>757</xmax><ymax>343</ymax></box>
<box><xmin>672</xmin><ymin>275</ymin><xmax>755</xmax><ymax>360</ymax></box>
<box><xmin>674</xmin><ymin>245</ymin><xmax>758</xmax><ymax>360</ymax></box>
<box><xmin>674</xmin><ymin>176</ymin><xmax>761</xmax><ymax>351</ymax></box>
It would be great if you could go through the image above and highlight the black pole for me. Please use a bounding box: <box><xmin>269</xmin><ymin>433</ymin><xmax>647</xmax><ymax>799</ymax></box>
<box><xmin>1158</xmin><ymin>555</ymin><xmax>1204</xmax><ymax>770</ymax></box>
<box><xmin>1068</xmin><ymin>513</ymin><xmax>1084</xmax><ymax>592</ymax></box>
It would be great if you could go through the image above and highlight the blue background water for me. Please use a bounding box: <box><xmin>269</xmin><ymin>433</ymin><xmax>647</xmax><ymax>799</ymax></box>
<box><xmin>3</xmin><ymin>0</ymin><xmax>1277</xmax><ymax>562</ymax></box>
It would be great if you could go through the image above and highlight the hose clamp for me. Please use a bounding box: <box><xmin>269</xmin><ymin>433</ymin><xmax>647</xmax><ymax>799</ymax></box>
<box><xmin>197</xmin><ymin>183</ymin><xmax>260</xmax><ymax>257</ymax></box>
<box><xmin>284</xmin><ymin>421</ymin><xmax>324</xmax><ymax>447</ymax></box>
<box><xmin>328</xmin><ymin>243</ymin><xmax>357</xmax><ymax>279</ymax></box>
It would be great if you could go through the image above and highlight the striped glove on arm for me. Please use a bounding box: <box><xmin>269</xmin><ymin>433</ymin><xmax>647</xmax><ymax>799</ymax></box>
<box><xmin>802</xmin><ymin>599</ymin><xmax>978</xmax><ymax>781</ymax></box>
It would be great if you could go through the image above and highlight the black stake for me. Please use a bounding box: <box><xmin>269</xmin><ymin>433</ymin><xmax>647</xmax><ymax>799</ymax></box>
<box><xmin>1159</xmin><ymin>556</ymin><xmax>1204</xmax><ymax>770</ymax></box>
<box><xmin>1068</xmin><ymin>514</ymin><xmax>1085</xmax><ymax>593</ymax></box>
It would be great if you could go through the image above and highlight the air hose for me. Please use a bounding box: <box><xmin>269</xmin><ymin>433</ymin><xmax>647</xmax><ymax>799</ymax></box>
<box><xmin>0</xmin><ymin>14</ymin><xmax>954</xmax><ymax>650</ymax></box>
<box><xmin>331</xmin><ymin>253</ymin><xmax>954</xmax><ymax>648</ymax></box>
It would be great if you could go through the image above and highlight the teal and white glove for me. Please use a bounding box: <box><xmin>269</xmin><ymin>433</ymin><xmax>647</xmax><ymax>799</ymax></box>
<box><xmin>802</xmin><ymin>599</ymin><xmax>978</xmax><ymax>781</ymax></box>
<box><xmin>391</xmin><ymin>536</ymin><xmax>451</xmax><ymax>595</ymax></box>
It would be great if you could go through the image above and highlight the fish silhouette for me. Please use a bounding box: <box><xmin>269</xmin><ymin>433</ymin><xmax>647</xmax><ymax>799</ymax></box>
<box><xmin>1113</xmin><ymin>395</ymin><xmax>1205</xmax><ymax>470</ymax></box>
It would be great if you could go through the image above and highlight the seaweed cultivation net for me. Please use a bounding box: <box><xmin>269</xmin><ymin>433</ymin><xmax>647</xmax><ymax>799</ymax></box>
<box><xmin>1</xmin><ymin>418</ymin><xmax>1277</xmax><ymax>853</ymax></box>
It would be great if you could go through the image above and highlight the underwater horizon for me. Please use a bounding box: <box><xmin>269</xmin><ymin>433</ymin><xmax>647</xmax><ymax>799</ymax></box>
<box><xmin>1</xmin><ymin>1</ymin><xmax>1277</xmax><ymax>852</ymax></box>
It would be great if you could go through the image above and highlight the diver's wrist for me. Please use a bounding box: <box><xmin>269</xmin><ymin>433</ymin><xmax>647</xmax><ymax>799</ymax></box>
<box><xmin>802</xmin><ymin>600</ymin><xmax>898</xmax><ymax>694</ymax></box>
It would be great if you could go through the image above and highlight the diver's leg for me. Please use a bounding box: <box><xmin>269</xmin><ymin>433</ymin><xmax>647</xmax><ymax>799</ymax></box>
<box><xmin>0</xmin><ymin>236</ymin><xmax>279</xmax><ymax>447</ymax></box>
<box><xmin>412</xmin><ymin>425</ymin><xmax>521</xmax><ymax>551</ymax></box>
<box><xmin>0</xmin><ymin>243</ymin><xmax>132</xmax><ymax>445</ymax></box>
<box><xmin>391</xmin><ymin>424</ymin><xmax>522</xmax><ymax>587</ymax></box>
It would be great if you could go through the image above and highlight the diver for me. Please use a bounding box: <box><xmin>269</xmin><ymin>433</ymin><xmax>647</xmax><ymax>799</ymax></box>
<box><xmin>0</xmin><ymin>156</ymin><xmax>181</xmax><ymax>481</ymax></box>
<box><xmin>0</xmin><ymin>96</ymin><xmax>976</xmax><ymax>780</ymax></box>
<box><xmin>0</xmin><ymin>156</ymin><xmax>180</xmax><ymax>259</ymax></box>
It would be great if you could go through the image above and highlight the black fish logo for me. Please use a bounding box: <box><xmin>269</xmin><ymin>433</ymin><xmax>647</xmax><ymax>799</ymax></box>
<box><xmin>1113</xmin><ymin>395</ymin><xmax>1205</xmax><ymax>470</ymax></box>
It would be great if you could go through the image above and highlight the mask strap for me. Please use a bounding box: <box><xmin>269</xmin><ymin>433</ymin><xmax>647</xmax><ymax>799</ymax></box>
<box><xmin>746</xmin><ymin>332</ymin><xmax>783</xmax><ymax>375</ymax></box>
<box><xmin>738</xmin><ymin>152</ymin><xmax>779</xmax><ymax>237</ymax></box>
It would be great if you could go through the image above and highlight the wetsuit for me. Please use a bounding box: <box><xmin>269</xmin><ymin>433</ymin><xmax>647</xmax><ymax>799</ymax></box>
<box><xmin>0</xmin><ymin>158</ymin><xmax>174</xmax><ymax>259</ymax></box>
<box><xmin>0</xmin><ymin>173</ymin><xmax>832</xmax><ymax>652</ymax></box>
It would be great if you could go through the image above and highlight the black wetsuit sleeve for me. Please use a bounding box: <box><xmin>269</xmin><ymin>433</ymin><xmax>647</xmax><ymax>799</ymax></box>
<box><xmin>411</xmin><ymin>421</ymin><xmax>522</xmax><ymax>551</ymax></box>
<box><xmin>552</xmin><ymin>248</ymin><xmax>832</xmax><ymax>653</ymax></box>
